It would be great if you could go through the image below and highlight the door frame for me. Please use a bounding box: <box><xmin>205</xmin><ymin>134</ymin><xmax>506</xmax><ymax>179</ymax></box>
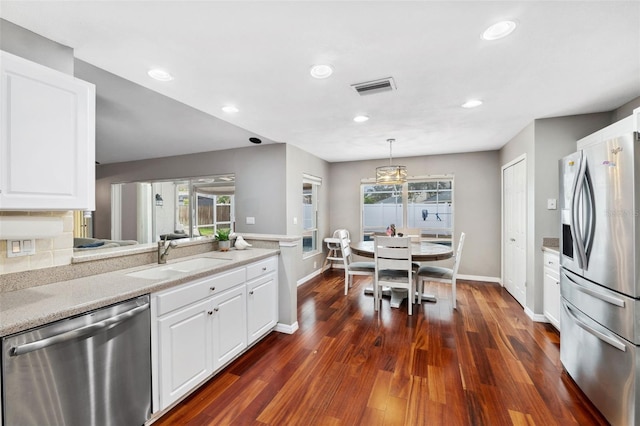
<box><xmin>501</xmin><ymin>153</ymin><xmax>527</xmax><ymax>306</ymax></box>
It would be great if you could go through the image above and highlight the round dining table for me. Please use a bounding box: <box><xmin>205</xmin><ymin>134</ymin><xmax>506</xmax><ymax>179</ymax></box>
<box><xmin>350</xmin><ymin>240</ymin><xmax>454</xmax><ymax>308</ymax></box>
<box><xmin>350</xmin><ymin>240</ymin><xmax>453</xmax><ymax>262</ymax></box>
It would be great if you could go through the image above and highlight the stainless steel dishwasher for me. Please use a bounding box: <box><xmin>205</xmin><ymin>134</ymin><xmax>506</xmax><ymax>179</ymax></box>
<box><xmin>2</xmin><ymin>295</ymin><xmax>151</xmax><ymax>426</ymax></box>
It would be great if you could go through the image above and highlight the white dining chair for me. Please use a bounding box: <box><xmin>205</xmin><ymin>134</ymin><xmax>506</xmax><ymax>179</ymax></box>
<box><xmin>322</xmin><ymin>229</ymin><xmax>348</xmax><ymax>270</ymax></box>
<box><xmin>416</xmin><ymin>232</ymin><xmax>465</xmax><ymax>309</ymax></box>
<box><xmin>374</xmin><ymin>236</ymin><xmax>416</xmax><ymax>315</ymax></box>
<box><xmin>339</xmin><ymin>230</ymin><xmax>375</xmax><ymax>295</ymax></box>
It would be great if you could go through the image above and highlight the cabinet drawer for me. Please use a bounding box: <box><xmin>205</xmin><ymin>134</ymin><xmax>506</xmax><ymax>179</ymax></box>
<box><xmin>247</xmin><ymin>257</ymin><xmax>277</xmax><ymax>281</ymax></box>
<box><xmin>155</xmin><ymin>267</ymin><xmax>246</xmax><ymax>316</ymax></box>
<box><xmin>543</xmin><ymin>251</ymin><xmax>559</xmax><ymax>272</ymax></box>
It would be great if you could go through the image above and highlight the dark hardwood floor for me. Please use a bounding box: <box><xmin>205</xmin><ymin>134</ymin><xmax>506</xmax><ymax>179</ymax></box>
<box><xmin>154</xmin><ymin>271</ymin><xmax>609</xmax><ymax>425</ymax></box>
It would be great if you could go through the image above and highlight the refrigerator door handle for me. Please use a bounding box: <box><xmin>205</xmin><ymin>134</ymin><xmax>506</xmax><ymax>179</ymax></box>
<box><xmin>582</xmin><ymin>165</ymin><xmax>596</xmax><ymax>269</ymax></box>
<box><xmin>564</xmin><ymin>301</ymin><xmax>627</xmax><ymax>352</ymax></box>
<box><xmin>572</xmin><ymin>157</ymin><xmax>588</xmax><ymax>269</ymax></box>
<box><xmin>563</xmin><ymin>271</ymin><xmax>625</xmax><ymax>307</ymax></box>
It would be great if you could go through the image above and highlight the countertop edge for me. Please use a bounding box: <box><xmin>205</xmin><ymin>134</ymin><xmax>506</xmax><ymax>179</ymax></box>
<box><xmin>1</xmin><ymin>248</ymin><xmax>279</xmax><ymax>337</ymax></box>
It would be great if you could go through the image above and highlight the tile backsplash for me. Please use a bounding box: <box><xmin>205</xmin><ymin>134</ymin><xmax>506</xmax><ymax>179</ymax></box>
<box><xmin>0</xmin><ymin>211</ymin><xmax>74</xmax><ymax>275</ymax></box>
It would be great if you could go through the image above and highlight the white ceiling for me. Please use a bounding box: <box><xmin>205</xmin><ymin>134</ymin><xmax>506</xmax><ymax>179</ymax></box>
<box><xmin>1</xmin><ymin>1</ymin><xmax>639</xmax><ymax>165</ymax></box>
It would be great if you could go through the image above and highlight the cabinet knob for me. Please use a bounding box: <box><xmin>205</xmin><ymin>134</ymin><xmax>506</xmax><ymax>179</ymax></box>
<box><xmin>262</xmin><ymin>267</ymin><xmax>267</xmax><ymax>271</ymax></box>
<box><xmin>249</xmin><ymin>290</ymin><xmax>254</xmax><ymax>295</ymax></box>
<box><xmin>214</xmin><ymin>307</ymin><xmax>219</xmax><ymax>312</ymax></box>
<box><xmin>207</xmin><ymin>310</ymin><xmax>213</xmax><ymax>315</ymax></box>
<box><xmin>210</xmin><ymin>286</ymin><xmax>215</xmax><ymax>291</ymax></box>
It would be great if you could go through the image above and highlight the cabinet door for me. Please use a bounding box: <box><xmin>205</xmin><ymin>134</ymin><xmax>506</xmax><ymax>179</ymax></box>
<box><xmin>247</xmin><ymin>272</ymin><xmax>278</xmax><ymax>345</ymax></box>
<box><xmin>0</xmin><ymin>51</ymin><xmax>95</xmax><ymax>210</ymax></box>
<box><xmin>157</xmin><ymin>298</ymin><xmax>213</xmax><ymax>409</ymax></box>
<box><xmin>211</xmin><ymin>286</ymin><xmax>247</xmax><ymax>370</ymax></box>
<box><xmin>543</xmin><ymin>269</ymin><xmax>561</xmax><ymax>330</ymax></box>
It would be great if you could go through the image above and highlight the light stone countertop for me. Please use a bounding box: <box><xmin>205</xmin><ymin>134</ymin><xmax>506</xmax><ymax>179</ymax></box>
<box><xmin>0</xmin><ymin>247</ymin><xmax>279</xmax><ymax>337</ymax></box>
<box><xmin>541</xmin><ymin>237</ymin><xmax>559</xmax><ymax>255</ymax></box>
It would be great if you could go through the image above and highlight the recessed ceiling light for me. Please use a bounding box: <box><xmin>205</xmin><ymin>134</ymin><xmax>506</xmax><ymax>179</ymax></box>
<box><xmin>147</xmin><ymin>68</ymin><xmax>174</xmax><ymax>81</ymax></box>
<box><xmin>462</xmin><ymin>99</ymin><xmax>483</xmax><ymax>108</ymax></box>
<box><xmin>249</xmin><ymin>137</ymin><xmax>262</xmax><ymax>144</ymax></box>
<box><xmin>353</xmin><ymin>115</ymin><xmax>369</xmax><ymax>123</ymax></box>
<box><xmin>310</xmin><ymin>64</ymin><xmax>333</xmax><ymax>79</ymax></box>
<box><xmin>482</xmin><ymin>21</ymin><xmax>517</xmax><ymax>40</ymax></box>
<box><xmin>222</xmin><ymin>105</ymin><xmax>239</xmax><ymax>113</ymax></box>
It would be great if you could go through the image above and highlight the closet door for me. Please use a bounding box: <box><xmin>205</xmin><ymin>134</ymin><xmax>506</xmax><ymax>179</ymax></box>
<box><xmin>503</xmin><ymin>157</ymin><xmax>527</xmax><ymax>307</ymax></box>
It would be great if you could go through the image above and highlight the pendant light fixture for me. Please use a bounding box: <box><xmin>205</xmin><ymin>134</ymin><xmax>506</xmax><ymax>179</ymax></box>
<box><xmin>376</xmin><ymin>138</ymin><xmax>407</xmax><ymax>185</ymax></box>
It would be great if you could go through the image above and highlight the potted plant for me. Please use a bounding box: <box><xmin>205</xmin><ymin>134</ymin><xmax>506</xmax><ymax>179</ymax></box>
<box><xmin>215</xmin><ymin>228</ymin><xmax>232</xmax><ymax>251</ymax></box>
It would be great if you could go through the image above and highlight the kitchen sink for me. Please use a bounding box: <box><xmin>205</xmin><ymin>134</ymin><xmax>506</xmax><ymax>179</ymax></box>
<box><xmin>126</xmin><ymin>257</ymin><xmax>231</xmax><ymax>280</ymax></box>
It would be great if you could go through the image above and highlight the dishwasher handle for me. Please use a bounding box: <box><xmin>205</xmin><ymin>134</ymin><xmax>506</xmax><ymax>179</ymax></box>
<box><xmin>10</xmin><ymin>302</ymin><xmax>149</xmax><ymax>357</ymax></box>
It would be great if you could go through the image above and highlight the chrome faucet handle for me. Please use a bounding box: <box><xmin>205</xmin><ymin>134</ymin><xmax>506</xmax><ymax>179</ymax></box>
<box><xmin>158</xmin><ymin>236</ymin><xmax>176</xmax><ymax>264</ymax></box>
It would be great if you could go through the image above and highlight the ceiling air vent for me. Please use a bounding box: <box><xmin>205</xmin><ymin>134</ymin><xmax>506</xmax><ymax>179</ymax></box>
<box><xmin>351</xmin><ymin>77</ymin><xmax>396</xmax><ymax>96</ymax></box>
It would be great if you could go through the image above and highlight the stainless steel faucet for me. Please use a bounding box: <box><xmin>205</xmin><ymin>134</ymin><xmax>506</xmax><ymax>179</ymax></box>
<box><xmin>158</xmin><ymin>237</ymin><xmax>177</xmax><ymax>264</ymax></box>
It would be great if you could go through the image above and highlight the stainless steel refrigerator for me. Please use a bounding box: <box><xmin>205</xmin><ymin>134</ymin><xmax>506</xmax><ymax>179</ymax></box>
<box><xmin>559</xmin><ymin>119</ymin><xmax>640</xmax><ymax>426</ymax></box>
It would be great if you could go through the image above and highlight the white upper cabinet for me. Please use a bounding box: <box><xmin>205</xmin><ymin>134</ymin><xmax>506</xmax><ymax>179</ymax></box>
<box><xmin>0</xmin><ymin>50</ymin><xmax>95</xmax><ymax>210</ymax></box>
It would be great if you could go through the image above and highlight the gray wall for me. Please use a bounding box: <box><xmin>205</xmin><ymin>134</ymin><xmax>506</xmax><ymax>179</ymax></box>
<box><xmin>95</xmin><ymin>144</ymin><xmax>287</xmax><ymax>239</ymax></box>
<box><xmin>499</xmin><ymin>112</ymin><xmax>616</xmax><ymax>315</ymax></box>
<box><xmin>612</xmin><ymin>96</ymin><xmax>640</xmax><ymax>122</ymax></box>
<box><xmin>121</xmin><ymin>183</ymin><xmax>138</xmax><ymax>240</ymax></box>
<box><xmin>97</xmin><ymin>142</ymin><xmax>333</xmax><ymax>283</ymax></box>
<box><xmin>285</xmin><ymin>144</ymin><xmax>331</xmax><ymax>280</ymax></box>
<box><xmin>0</xmin><ymin>19</ymin><xmax>73</xmax><ymax>74</ymax></box>
<box><xmin>329</xmin><ymin>150</ymin><xmax>502</xmax><ymax>279</ymax></box>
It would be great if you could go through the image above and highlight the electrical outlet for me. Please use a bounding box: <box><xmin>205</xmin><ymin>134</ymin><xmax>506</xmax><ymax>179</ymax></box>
<box><xmin>313</xmin><ymin>261</ymin><xmax>317</xmax><ymax>269</ymax></box>
<box><xmin>293</xmin><ymin>217</ymin><xmax>298</xmax><ymax>225</ymax></box>
<box><xmin>246</xmin><ymin>217</ymin><xmax>255</xmax><ymax>225</ymax></box>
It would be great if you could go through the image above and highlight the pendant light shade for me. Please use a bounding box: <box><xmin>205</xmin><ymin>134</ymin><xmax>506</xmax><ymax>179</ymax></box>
<box><xmin>376</xmin><ymin>139</ymin><xmax>407</xmax><ymax>185</ymax></box>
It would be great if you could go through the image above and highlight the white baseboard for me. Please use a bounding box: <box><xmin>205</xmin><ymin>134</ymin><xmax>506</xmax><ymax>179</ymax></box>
<box><xmin>275</xmin><ymin>321</ymin><xmax>299</xmax><ymax>334</ymax></box>
<box><xmin>457</xmin><ymin>274</ymin><xmax>501</xmax><ymax>284</ymax></box>
<box><xmin>300</xmin><ymin>270</ymin><xmax>499</xmax><ymax>286</ymax></box>
<box><xmin>297</xmin><ymin>268</ymin><xmax>323</xmax><ymax>287</ymax></box>
<box><xmin>524</xmin><ymin>307</ymin><xmax>549</xmax><ymax>323</ymax></box>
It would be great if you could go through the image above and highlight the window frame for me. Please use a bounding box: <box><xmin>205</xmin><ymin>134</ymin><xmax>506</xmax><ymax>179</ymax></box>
<box><xmin>193</xmin><ymin>193</ymin><xmax>235</xmax><ymax>237</ymax></box>
<box><xmin>360</xmin><ymin>174</ymin><xmax>454</xmax><ymax>244</ymax></box>
<box><xmin>302</xmin><ymin>173</ymin><xmax>322</xmax><ymax>258</ymax></box>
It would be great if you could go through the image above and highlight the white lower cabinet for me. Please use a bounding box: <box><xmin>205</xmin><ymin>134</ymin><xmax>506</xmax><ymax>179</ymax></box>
<box><xmin>157</xmin><ymin>298</ymin><xmax>213</xmax><ymax>406</ymax></box>
<box><xmin>152</xmin><ymin>256</ymin><xmax>278</xmax><ymax>412</ymax></box>
<box><xmin>211</xmin><ymin>285</ymin><xmax>247</xmax><ymax>369</ymax></box>
<box><xmin>248</xmin><ymin>272</ymin><xmax>278</xmax><ymax>345</ymax></box>
<box><xmin>543</xmin><ymin>250</ymin><xmax>560</xmax><ymax>330</ymax></box>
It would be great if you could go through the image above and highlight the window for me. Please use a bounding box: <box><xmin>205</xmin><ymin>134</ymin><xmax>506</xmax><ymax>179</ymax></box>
<box><xmin>361</xmin><ymin>176</ymin><xmax>454</xmax><ymax>245</ymax></box>
<box><xmin>193</xmin><ymin>193</ymin><xmax>234</xmax><ymax>237</ymax></box>
<box><xmin>302</xmin><ymin>174</ymin><xmax>322</xmax><ymax>256</ymax></box>
<box><xmin>191</xmin><ymin>176</ymin><xmax>235</xmax><ymax>237</ymax></box>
